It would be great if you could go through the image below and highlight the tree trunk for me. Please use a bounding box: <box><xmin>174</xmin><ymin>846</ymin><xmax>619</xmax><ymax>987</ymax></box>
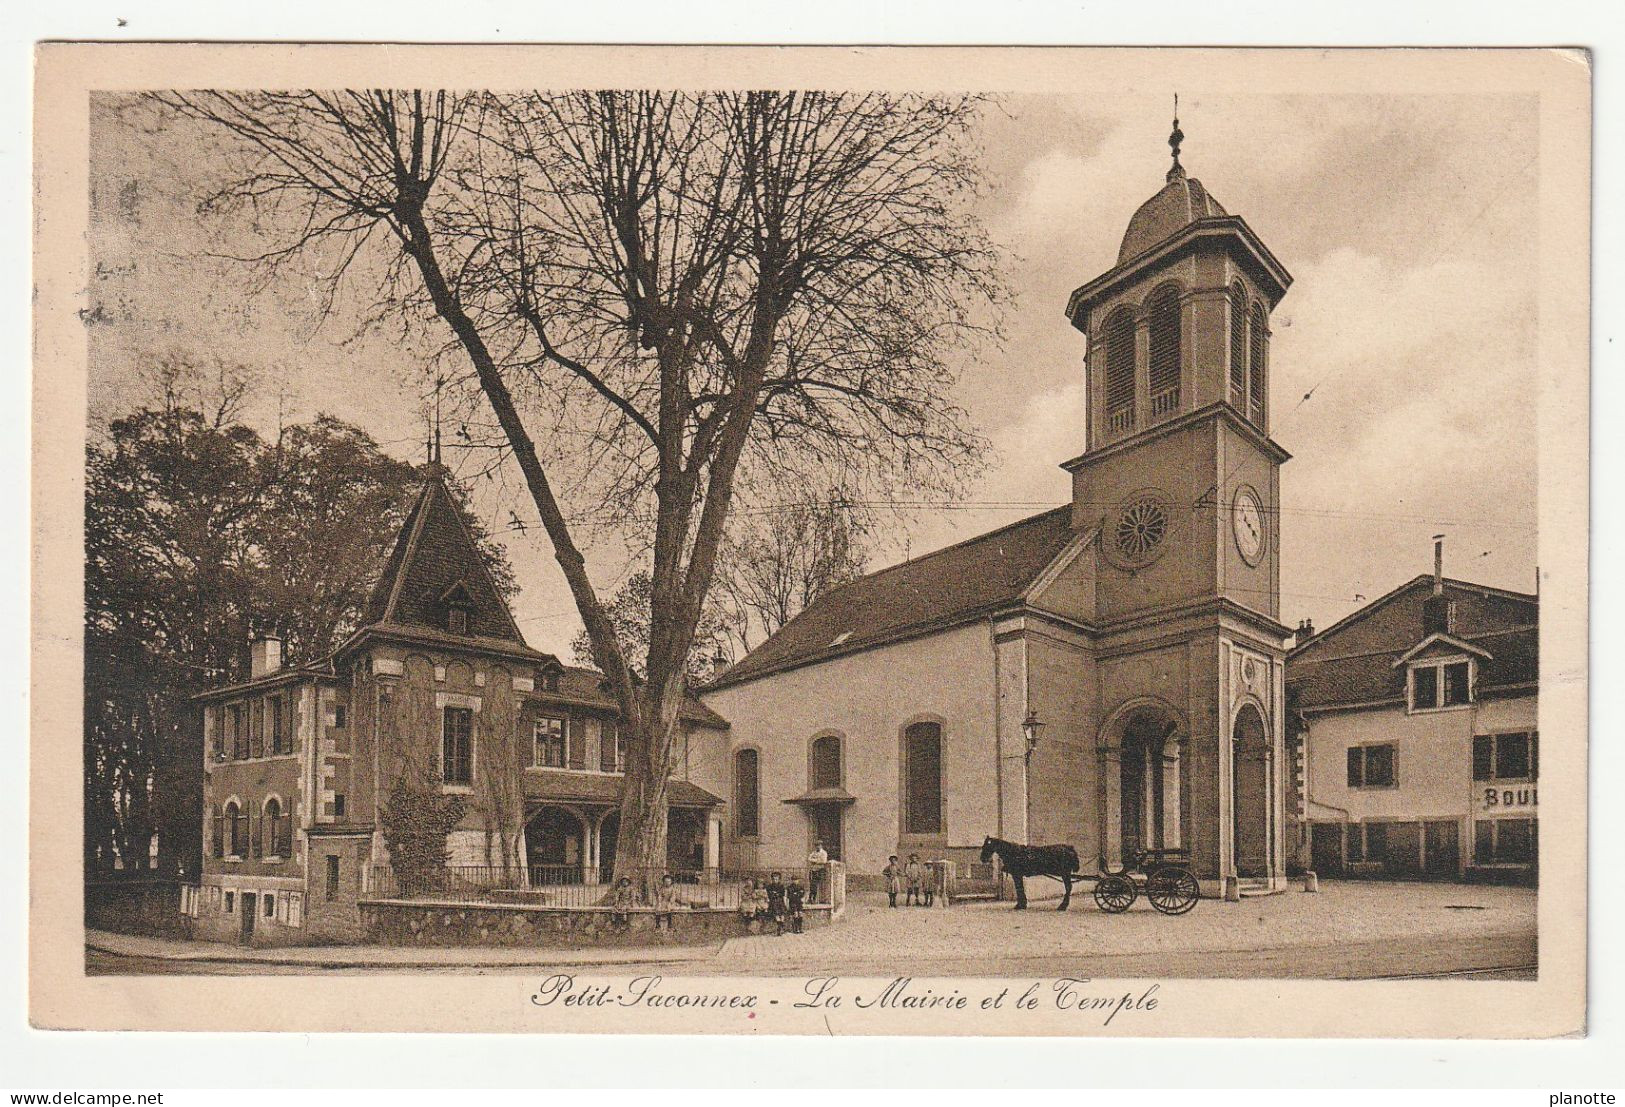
<box><xmin>609</xmin><ymin>685</ymin><xmax>686</xmax><ymax>901</ymax></box>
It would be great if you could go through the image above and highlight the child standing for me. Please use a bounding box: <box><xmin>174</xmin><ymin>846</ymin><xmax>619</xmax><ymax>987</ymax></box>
<box><xmin>786</xmin><ymin>875</ymin><xmax>806</xmax><ymax>934</ymax></box>
<box><xmin>904</xmin><ymin>854</ymin><xmax>923</xmax><ymax>906</ymax></box>
<box><xmin>884</xmin><ymin>855</ymin><xmax>902</xmax><ymax>908</ymax></box>
<box><xmin>607</xmin><ymin>876</ymin><xmax>635</xmax><ymax>929</ymax></box>
<box><xmin>765</xmin><ymin>871</ymin><xmax>788</xmax><ymax>935</ymax></box>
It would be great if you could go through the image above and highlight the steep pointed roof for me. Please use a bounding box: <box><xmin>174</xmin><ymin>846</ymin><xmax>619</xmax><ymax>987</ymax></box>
<box><xmin>358</xmin><ymin>470</ymin><xmax>534</xmax><ymax>650</ymax></box>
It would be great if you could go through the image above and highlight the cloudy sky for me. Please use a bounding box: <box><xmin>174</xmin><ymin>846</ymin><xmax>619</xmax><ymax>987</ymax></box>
<box><xmin>88</xmin><ymin>90</ymin><xmax>1539</xmax><ymax>656</ymax></box>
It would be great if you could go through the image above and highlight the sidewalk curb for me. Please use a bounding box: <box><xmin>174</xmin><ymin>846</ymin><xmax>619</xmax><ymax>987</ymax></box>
<box><xmin>86</xmin><ymin>939</ymin><xmax>720</xmax><ymax>971</ymax></box>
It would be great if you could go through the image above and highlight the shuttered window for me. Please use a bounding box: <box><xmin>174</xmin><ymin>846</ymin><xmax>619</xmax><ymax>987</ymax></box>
<box><xmin>1248</xmin><ymin>302</ymin><xmax>1268</xmax><ymax>425</ymax></box>
<box><xmin>734</xmin><ymin>748</ymin><xmax>760</xmax><ymax>838</ymax></box>
<box><xmin>903</xmin><ymin>722</ymin><xmax>944</xmax><ymax>834</ymax></box>
<box><xmin>811</xmin><ymin>735</ymin><xmax>842</xmax><ymax>790</ymax></box>
<box><xmin>1147</xmin><ymin>285</ymin><xmax>1181</xmax><ymax>413</ymax></box>
<box><xmin>1103</xmin><ymin>308</ymin><xmax>1136</xmax><ymax>431</ymax></box>
<box><xmin>1228</xmin><ymin>283</ymin><xmax>1247</xmax><ymax>407</ymax></box>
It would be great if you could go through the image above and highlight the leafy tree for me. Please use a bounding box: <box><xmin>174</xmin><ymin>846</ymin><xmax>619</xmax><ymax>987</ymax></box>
<box><xmin>570</xmin><ymin>570</ymin><xmax>733</xmax><ymax>682</ymax></box>
<box><xmin>152</xmin><ymin>90</ymin><xmax>1000</xmax><ymax>890</ymax></box>
<box><xmin>84</xmin><ymin>370</ymin><xmax>514</xmax><ymax>877</ymax></box>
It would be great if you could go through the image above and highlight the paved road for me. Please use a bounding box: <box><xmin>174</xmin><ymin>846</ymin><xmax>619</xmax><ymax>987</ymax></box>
<box><xmin>89</xmin><ymin>930</ymin><xmax>1535</xmax><ymax>980</ymax></box>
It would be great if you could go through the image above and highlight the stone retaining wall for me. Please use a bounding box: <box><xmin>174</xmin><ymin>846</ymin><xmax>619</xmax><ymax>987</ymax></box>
<box><xmin>360</xmin><ymin>900</ymin><xmax>835</xmax><ymax>947</ymax></box>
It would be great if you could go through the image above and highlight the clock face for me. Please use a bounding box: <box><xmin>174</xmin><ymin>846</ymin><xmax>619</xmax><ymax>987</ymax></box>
<box><xmin>1232</xmin><ymin>486</ymin><xmax>1267</xmax><ymax>566</ymax></box>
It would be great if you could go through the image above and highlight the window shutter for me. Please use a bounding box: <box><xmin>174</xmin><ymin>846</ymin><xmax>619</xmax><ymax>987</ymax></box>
<box><xmin>1472</xmin><ymin>736</ymin><xmax>1494</xmax><ymax>781</ymax></box>
<box><xmin>1228</xmin><ymin>284</ymin><xmax>1247</xmax><ymax>405</ymax></box>
<box><xmin>1103</xmin><ymin>309</ymin><xmax>1136</xmax><ymax>427</ymax></box>
<box><xmin>567</xmin><ymin>716</ymin><xmax>586</xmax><ymax>769</ymax></box>
<box><xmin>601</xmin><ymin>719</ymin><xmax>619</xmax><ymax>772</ymax></box>
<box><xmin>1346</xmin><ymin>747</ymin><xmax>1362</xmax><ymax>788</ymax></box>
<box><xmin>211</xmin><ymin>807</ymin><xmax>223</xmax><ymax>858</ymax></box>
<box><xmin>1247</xmin><ymin>303</ymin><xmax>1268</xmax><ymax>425</ymax></box>
<box><xmin>1147</xmin><ymin>286</ymin><xmax>1181</xmax><ymax>406</ymax></box>
<box><xmin>1530</xmin><ymin>731</ymin><xmax>1539</xmax><ymax>781</ymax></box>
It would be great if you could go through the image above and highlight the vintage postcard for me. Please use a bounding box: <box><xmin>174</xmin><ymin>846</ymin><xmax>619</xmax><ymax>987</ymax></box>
<box><xmin>30</xmin><ymin>43</ymin><xmax>1589</xmax><ymax>1037</ymax></box>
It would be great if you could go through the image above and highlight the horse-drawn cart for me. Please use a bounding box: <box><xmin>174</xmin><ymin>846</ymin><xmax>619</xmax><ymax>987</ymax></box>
<box><xmin>980</xmin><ymin>837</ymin><xmax>1201</xmax><ymax>915</ymax></box>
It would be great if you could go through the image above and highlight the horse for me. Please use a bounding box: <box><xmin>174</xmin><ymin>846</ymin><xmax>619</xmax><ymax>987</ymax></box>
<box><xmin>980</xmin><ymin>836</ymin><xmax>1082</xmax><ymax>910</ymax></box>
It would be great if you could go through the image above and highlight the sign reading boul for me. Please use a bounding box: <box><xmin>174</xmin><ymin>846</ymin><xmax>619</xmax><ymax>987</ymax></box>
<box><xmin>1479</xmin><ymin>786</ymin><xmax>1537</xmax><ymax>811</ymax></box>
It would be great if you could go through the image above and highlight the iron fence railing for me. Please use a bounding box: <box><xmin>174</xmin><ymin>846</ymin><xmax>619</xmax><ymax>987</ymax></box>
<box><xmin>365</xmin><ymin>863</ymin><xmax>822</xmax><ymax>909</ymax></box>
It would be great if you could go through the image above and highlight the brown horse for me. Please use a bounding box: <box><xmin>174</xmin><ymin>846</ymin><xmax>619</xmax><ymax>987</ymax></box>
<box><xmin>980</xmin><ymin>836</ymin><xmax>1082</xmax><ymax>910</ymax></box>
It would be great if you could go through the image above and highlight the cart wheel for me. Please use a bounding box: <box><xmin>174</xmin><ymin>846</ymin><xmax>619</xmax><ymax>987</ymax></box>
<box><xmin>1093</xmin><ymin>874</ymin><xmax>1136</xmax><ymax>913</ymax></box>
<box><xmin>1147</xmin><ymin>866</ymin><xmax>1200</xmax><ymax>915</ymax></box>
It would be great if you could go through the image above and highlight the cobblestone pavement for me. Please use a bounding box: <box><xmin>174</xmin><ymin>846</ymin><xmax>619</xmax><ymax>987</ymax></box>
<box><xmin>715</xmin><ymin>880</ymin><xmax>1536</xmax><ymax>969</ymax></box>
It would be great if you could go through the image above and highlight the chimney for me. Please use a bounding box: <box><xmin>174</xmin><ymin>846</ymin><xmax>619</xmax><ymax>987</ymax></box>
<box><xmin>1422</xmin><ymin>536</ymin><xmax>1453</xmax><ymax>637</ymax></box>
<box><xmin>249</xmin><ymin>633</ymin><xmax>283</xmax><ymax>679</ymax></box>
<box><xmin>1295</xmin><ymin>617</ymin><xmax>1315</xmax><ymax>642</ymax></box>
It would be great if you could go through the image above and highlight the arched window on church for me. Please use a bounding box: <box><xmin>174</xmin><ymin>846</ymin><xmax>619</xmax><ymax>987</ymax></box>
<box><xmin>1147</xmin><ymin>285</ymin><xmax>1182</xmax><ymax>418</ymax></box>
<box><xmin>810</xmin><ymin>735</ymin><xmax>842</xmax><ymax>791</ymax></box>
<box><xmin>734</xmin><ymin>748</ymin><xmax>760</xmax><ymax>838</ymax></box>
<box><xmin>1103</xmin><ymin>307</ymin><xmax>1136</xmax><ymax>435</ymax></box>
<box><xmin>1248</xmin><ymin>302</ymin><xmax>1269</xmax><ymax>427</ymax></box>
<box><xmin>1228</xmin><ymin>282</ymin><xmax>1248</xmax><ymax>409</ymax></box>
<box><xmin>902</xmin><ymin>722</ymin><xmax>943</xmax><ymax>835</ymax></box>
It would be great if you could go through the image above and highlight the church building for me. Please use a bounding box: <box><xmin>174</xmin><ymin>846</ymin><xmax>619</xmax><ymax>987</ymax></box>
<box><xmin>703</xmin><ymin>118</ymin><xmax>1295</xmax><ymax>896</ymax></box>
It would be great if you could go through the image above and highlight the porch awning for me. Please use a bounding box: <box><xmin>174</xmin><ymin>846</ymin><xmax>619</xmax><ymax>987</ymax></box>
<box><xmin>522</xmin><ymin>769</ymin><xmax>723</xmax><ymax>809</ymax></box>
<box><xmin>783</xmin><ymin>786</ymin><xmax>857</xmax><ymax>806</ymax></box>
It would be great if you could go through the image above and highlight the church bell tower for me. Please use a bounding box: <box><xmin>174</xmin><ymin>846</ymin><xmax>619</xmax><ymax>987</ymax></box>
<box><xmin>1063</xmin><ymin>104</ymin><xmax>1296</xmax><ymax>893</ymax></box>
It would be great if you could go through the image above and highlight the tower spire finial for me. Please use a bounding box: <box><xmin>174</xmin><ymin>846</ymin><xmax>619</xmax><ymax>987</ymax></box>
<box><xmin>1167</xmin><ymin>93</ymin><xmax>1185</xmax><ymax>182</ymax></box>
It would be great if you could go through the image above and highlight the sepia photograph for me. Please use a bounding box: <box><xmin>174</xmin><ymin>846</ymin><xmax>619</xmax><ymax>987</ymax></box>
<box><xmin>28</xmin><ymin>42</ymin><xmax>1589</xmax><ymax>1042</ymax></box>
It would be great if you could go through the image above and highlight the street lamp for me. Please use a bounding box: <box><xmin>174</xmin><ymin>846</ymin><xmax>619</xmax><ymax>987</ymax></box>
<box><xmin>1022</xmin><ymin>708</ymin><xmax>1044</xmax><ymax>762</ymax></box>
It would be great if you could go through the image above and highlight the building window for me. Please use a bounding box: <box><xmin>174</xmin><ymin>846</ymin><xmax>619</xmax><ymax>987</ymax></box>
<box><xmin>447</xmin><ymin>607</ymin><xmax>470</xmax><ymax>636</ymax></box>
<box><xmin>1247</xmin><ymin>302</ymin><xmax>1268</xmax><ymax>426</ymax></box>
<box><xmin>326</xmin><ymin>854</ymin><xmax>340</xmax><ymax>899</ymax></box>
<box><xmin>1475</xmin><ymin>732</ymin><xmax>1538</xmax><ymax>782</ymax></box>
<box><xmin>228</xmin><ymin>703</ymin><xmax>244</xmax><ymax>760</ymax></box>
<box><xmin>601</xmin><ymin>719</ymin><xmax>624</xmax><ymax>773</ymax></box>
<box><xmin>734</xmin><ymin>748</ymin><xmax>760</xmax><ymax>838</ymax></box>
<box><xmin>264</xmin><ymin>893</ymin><xmax>276</xmax><ymax>918</ymax></box>
<box><xmin>1346</xmin><ymin>744</ymin><xmax>1396</xmax><ymax>789</ymax></box>
<box><xmin>1228</xmin><ymin>282</ymin><xmax>1247</xmax><ymax>408</ymax></box>
<box><xmin>263</xmin><ymin>797</ymin><xmax>290</xmax><ymax>857</ymax></box>
<box><xmin>225</xmin><ymin>890</ymin><xmax>235</xmax><ymax>914</ymax></box>
<box><xmin>1349</xmin><ymin>822</ymin><xmax>1389</xmax><ymax>864</ymax></box>
<box><xmin>332</xmin><ymin>703</ymin><xmax>347</xmax><ymax>729</ymax></box>
<box><xmin>1475</xmin><ymin>818</ymin><xmax>1537</xmax><ymax>865</ymax></box>
<box><xmin>210</xmin><ymin>708</ymin><xmax>224</xmax><ymax>761</ymax></box>
<box><xmin>1102</xmin><ymin>307</ymin><xmax>1136</xmax><ymax>433</ymax></box>
<box><xmin>1147</xmin><ymin>285</ymin><xmax>1181</xmax><ymax>416</ymax></box>
<box><xmin>333</xmin><ymin>793</ymin><xmax>347</xmax><ymax>818</ymax></box>
<box><xmin>903</xmin><ymin>722</ymin><xmax>944</xmax><ymax>835</ymax></box>
<box><xmin>811</xmin><ymin>734</ymin><xmax>842</xmax><ymax>790</ymax></box>
<box><xmin>533</xmin><ymin>716</ymin><xmax>567</xmax><ymax>769</ymax></box>
<box><xmin>442</xmin><ymin>706</ymin><xmax>474</xmax><ymax>785</ymax></box>
<box><xmin>223</xmin><ymin>801</ymin><xmax>245</xmax><ymax>856</ymax></box>
<box><xmin>270</xmin><ymin>695</ymin><xmax>290</xmax><ymax>755</ymax></box>
<box><xmin>1411</xmin><ymin>660</ymin><xmax>1472</xmax><ymax>710</ymax></box>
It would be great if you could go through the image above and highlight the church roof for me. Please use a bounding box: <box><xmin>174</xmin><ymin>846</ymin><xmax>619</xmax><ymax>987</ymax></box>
<box><xmin>358</xmin><ymin>470</ymin><xmax>535</xmax><ymax>651</ymax></box>
<box><xmin>1118</xmin><ymin>171</ymin><xmax>1228</xmax><ymax>265</ymax></box>
<box><xmin>708</xmin><ymin>507</ymin><xmax>1078</xmax><ymax>689</ymax></box>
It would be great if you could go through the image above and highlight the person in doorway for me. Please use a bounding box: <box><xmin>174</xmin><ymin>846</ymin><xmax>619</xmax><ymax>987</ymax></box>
<box><xmin>786</xmin><ymin>875</ymin><xmax>806</xmax><ymax>934</ymax></box>
<box><xmin>765</xmin><ymin>871</ymin><xmax>788</xmax><ymax>935</ymax></box>
<box><xmin>808</xmin><ymin>840</ymin><xmax>829</xmax><ymax>904</ymax></box>
<box><xmin>884</xmin><ymin>855</ymin><xmax>902</xmax><ymax>908</ymax></box>
<box><xmin>904</xmin><ymin>854</ymin><xmax>923</xmax><ymax>906</ymax></box>
<box><xmin>607</xmin><ymin>876</ymin><xmax>635</xmax><ymax>929</ymax></box>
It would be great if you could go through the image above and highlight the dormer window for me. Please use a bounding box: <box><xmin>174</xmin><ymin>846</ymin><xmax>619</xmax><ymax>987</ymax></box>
<box><xmin>438</xmin><ymin>580</ymin><xmax>477</xmax><ymax>636</ymax></box>
<box><xmin>1409</xmin><ymin>658</ymin><xmax>1473</xmax><ymax>711</ymax></box>
<box><xmin>447</xmin><ymin>607</ymin><xmax>469</xmax><ymax>636</ymax></box>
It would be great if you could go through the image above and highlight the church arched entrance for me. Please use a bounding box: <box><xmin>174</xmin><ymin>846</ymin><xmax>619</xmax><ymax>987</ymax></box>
<box><xmin>1101</xmin><ymin>704</ymin><xmax>1183</xmax><ymax>867</ymax></box>
<box><xmin>525</xmin><ymin>805</ymin><xmax>585</xmax><ymax>884</ymax></box>
<box><xmin>1231</xmin><ymin>703</ymin><xmax>1272</xmax><ymax>879</ymax></box>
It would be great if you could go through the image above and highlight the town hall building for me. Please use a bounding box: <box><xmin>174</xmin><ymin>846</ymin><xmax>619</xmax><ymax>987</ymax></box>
<box><xmin>703</xmin><ymin>121</ymin><xmax>1296</xmax><ymax>896</ymax></box>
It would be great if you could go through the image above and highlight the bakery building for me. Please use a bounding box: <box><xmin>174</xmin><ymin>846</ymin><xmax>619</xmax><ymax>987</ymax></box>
<box><xmin>183</xmin><ymin>467</ymin><xmax>730</xmax><ymax>945</ymax></box>
<box><xmin>703</xmin><ymin>119</ymin><xmax>1296</xmax><ymax>896</ymax></box>
<box><xmin>1286</xmin><ymin>542</ymin><xmax>1539</xmax><ymax>883</ymax></box>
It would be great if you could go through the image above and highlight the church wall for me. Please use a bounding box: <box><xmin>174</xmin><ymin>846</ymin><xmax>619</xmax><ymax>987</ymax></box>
<box><xmin>1073</xmin><ymin>420</ymin><xmax>1220</xmax><ymax>623</ymax></box>
<box><xmin>1024</xmin><ymin>628</ymin><xmax>1099</xmax><ymax>857</ymax></box>
<box><xmin>701</xmin><ymin>622</ymin><xmax>998</xmax><ymax>877</ymax></box>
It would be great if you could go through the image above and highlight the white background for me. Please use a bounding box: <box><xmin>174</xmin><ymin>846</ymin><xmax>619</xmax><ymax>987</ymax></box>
<box><xmin>3</xmin><ymin>0</ymin><xmax>1620</xmax><ymax>1090</ymax></box>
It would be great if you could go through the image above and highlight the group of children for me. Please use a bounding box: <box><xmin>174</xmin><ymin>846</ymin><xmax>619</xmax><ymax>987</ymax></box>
<box><xmin>737</xmin><ymin>872</ymin><xmax>807</xmax><ymax>935</ymax></box>
<box><xmin>882</xmin><ymin>853</ymin><xmax>937</xmax><ymax>908</ymax></box>
<box><xmin>605</xmin><ymin>873</ymin><xmax>689</xmax><ymax>931</ymax></box>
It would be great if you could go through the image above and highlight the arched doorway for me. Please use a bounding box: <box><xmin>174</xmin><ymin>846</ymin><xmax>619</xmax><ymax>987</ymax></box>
<box><xmin>1232</xmin><ymin>703</ymin><xmax>1272</xmax><ymax>878</ymax></box>
<box><xmin>525</xmin><ymin>806</ymin><xmax>584</xmax><ymax>884</ymax></box>
<box><xmin>1120</xmin><ymin>709</ymin><xmax>1180</xmax><ymax>860</ymax></box>
<box><xmin>598</xmin><ymin>811</ymin><xmax>620</xmax><ymax>884</ymax></box>
<box><xmin>1100</xmin><ymin>703</ymin><xmax>1183</xmax><ymax>867</ymax></box>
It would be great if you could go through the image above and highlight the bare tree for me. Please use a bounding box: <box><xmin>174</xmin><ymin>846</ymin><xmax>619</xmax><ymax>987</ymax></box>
<box><xmin>151</xmin><ymin>89</ymin><xmax>1000</xmax><ymax>891</ymax></box>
